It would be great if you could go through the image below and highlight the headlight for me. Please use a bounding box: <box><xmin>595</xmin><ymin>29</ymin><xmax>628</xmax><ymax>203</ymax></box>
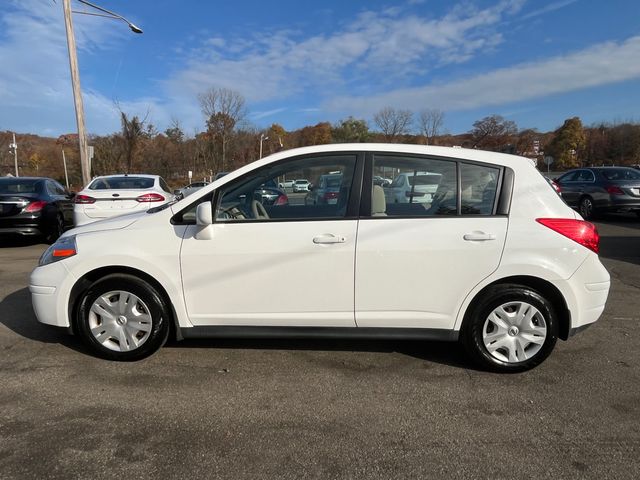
<box><xmin>39</xmin><ymin>235</ymin><xmax>78</xmax><ymax>266</ymax></box>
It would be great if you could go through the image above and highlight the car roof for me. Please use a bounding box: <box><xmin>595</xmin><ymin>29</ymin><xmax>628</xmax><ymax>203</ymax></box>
<box><xmin>0</xmin><ymin>177</ymin><xmax>50</xmax><ymax>181</ymax></box>
<box><xmin>91</xmin><ymin>174</ymin><xmax>159</xmax><ymax>180</ymax></box>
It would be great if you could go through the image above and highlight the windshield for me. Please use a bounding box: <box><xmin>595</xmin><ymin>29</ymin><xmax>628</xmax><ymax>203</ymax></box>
<box><xmin>0</xmin><ymin>179</ymin><xmax>40</xmax><ymax>194</ymax></box>
<box><xmin>601</xmin><ymin>168</ymin><xmax>640</xmax><ymax>181</ymax></box>
<box><xmin>89</xmin><ymin>177</ymin><xmax>155</xmax><ymax>190</ymax></box>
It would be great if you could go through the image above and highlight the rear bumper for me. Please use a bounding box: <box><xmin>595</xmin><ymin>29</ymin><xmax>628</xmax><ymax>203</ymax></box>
<box><xmin>0</xmin><ymin>226</ymin><xmax>42</xmax><ymax>236</ymax></box>
<box><xmin>559</xmin><ymin>254</ymin><xmax>610</xmax><ymax>333</ymax></box>
<box><xmin>599</xmin><ymin>196</ymin><xmax>640</xmax><ymax>212</ymax></box>
<box><xmin>0</xmin><ymin>214</ymin><xmax>45</xmax><ymax>236</ymax></box>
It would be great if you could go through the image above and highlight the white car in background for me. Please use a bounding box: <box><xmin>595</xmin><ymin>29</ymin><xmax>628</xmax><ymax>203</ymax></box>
<box><xmin>385</xmin><ymin>171</ymin><xmax>442</xmax><ymax>204</ymax></box>
<box><xmin>31</xmin><ymin>144</ymin><xmax>609</xmax><ymax>372</ymax></box>
<box><xmin>73</xmin><ymin>174</ymin><xmax>175</xmax><ymax>226</ymax></box>
<box><xmin>293</xmin><ymin>179</ymin><xmax>311</xmax><ymax>192</ymax></box>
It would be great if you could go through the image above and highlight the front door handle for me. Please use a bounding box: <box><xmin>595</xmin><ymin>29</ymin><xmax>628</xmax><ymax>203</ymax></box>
<box><xmin>463</xmin><ymin>232</ymin><xmax>496</xmax><ymax>241</ymax></box>
<box><xmin>313</xmin><ymin>234</ymin><xmax>346</xmax><ymax>244</ymax></box>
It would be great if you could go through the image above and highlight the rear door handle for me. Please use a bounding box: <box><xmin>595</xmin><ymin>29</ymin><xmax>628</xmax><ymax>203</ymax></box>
<box><xmin>463</xmin><ymin>232</ymin><xmax>496</xmax><ymax>241</ymax></box>
<box><xmin>313</xmin><ymin>234</ymin><xmax>346</xmax><ymax>244</ymax></box>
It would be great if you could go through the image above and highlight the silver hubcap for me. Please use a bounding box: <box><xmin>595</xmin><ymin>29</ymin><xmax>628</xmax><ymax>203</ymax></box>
<box><xmin>482</xmin><ymin>301</ymin><xmax>547</xmax><ymax>364</ymax></box>
<box><xmin>88</xmin><ymin>290</ymin><xmax>152</xmax><ymax>352</ymax></box>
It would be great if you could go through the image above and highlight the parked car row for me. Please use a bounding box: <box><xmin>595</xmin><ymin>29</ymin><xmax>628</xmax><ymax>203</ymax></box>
<box><xmin>1</xmin><ymin>174</ymin><xmax>175</xmax><ymax>243</ymax></box>
<box><xmin>553</xmin><ymin>167</ymin><xmax>640</xmax><ymax>219</ymax></box>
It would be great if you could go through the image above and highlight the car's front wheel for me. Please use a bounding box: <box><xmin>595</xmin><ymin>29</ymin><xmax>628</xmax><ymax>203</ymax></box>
<box><xmin>76</xmin><ymin>274</ymin><xmax>171</xmax><ymax>361</ymax></box>
<box><xmin>45</xmin><ymin>212</ymin><xmax>64</xmax><ymax>244</ymax></box>
<box><xmin>579</xmin><ymin>196</ymin><xmax>595</xmax><ymax>220</ymax></box>
<box><xmin>461</xmin><ymin>284</ymin><xmax>558</xmax><ymax>372</ymax></box>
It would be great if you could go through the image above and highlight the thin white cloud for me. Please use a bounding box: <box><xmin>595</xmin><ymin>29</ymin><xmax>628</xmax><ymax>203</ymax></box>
<box><xmin>325</xmin><ymin>36</ymin><xmax>640</xmax><ymax>115</ymax></box>
<box><xmin>251</xmin><ymin>108</ymin><xmax>287</xmax><ymax>120</ymax></box>
<box><xmin>520</xmin><ymin>0</ymin><xmax>579</xmax><ymax>20</ymax></box>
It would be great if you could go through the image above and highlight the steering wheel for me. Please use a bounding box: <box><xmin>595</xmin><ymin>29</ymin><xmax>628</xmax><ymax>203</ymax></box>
<box><xmin>251</xmin><ymin>200</ymin><xmax>269</xmax><ymax>219</ymax></box>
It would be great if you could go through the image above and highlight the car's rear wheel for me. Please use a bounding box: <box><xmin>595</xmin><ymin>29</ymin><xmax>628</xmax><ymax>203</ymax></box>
<box><xmin>76</xmin><ymin>274</ymin><xmax>170</xmax><ymax>361</ymax></box>
<box><xmin>462</xmin><ymin>284</ymin><xmax>558</xmax><ymax>372</ymax></box>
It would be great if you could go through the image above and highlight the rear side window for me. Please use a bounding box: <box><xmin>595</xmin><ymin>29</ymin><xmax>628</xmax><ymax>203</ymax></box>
<box><xmin>89</xmin><ymin>177</ymin><xmax>155</xmax><ymax>190</ymax></box>
<box><xmin>372</xmin><ymin>155</ymin><xmax>457</xmax><ymax>217</ymax></box>
<box><xmin>460</xmin><ymin>163</ymin><xmax>500</xmax><ymax>215</ymax></box>
<box><xmin>601</xmin><ymin>168</ymin><xmax>640</xmax><ymax>181</ymax></box>
<box><xmin>159</xmin><ymin>178</ymin><xmax>172</xmax><ymax>193</ymax></box>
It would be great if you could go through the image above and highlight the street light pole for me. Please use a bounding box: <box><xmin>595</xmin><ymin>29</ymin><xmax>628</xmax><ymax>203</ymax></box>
<box><xmin>61</xmin><ymin>0</ymin><xmax>142</xmax><ymax>187</ymax></box>
<box><xmin>62</xmin><ymin>0</ymin><xmax>91</xmax><ymax>187</ymax></box>
<box><xmin>9</xmin><ymin>133</ymin><xmax>18</xmax><ymax>177</ymax></box>
<box><xmin>259</xmin><ymin>133</ymin><xmax>269</xmax><ymax>159</ymax></box>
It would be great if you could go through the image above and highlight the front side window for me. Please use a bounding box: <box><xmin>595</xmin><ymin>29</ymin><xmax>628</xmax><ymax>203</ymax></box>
<box><xmin>558</xmin><ymin>171</ymin><xmax>578</xmax><ymax>183</ymax></box>
<box><xmin>371</xmin><ymin>155</ymin><xmax>457</xmax><ymax>217</ymax></box>
<box><xmin>575</xmin><ymin>170</ymin><xmax>595</xmax><ymax>182</ymax></box>
<box><xmin>216</xmin><ymin>155</ymin><xmax>357</xmax><ymax>222</ymax></box>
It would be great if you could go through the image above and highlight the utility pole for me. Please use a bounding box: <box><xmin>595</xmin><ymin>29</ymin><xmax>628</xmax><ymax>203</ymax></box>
<box><xmin>62</xmin><ymin>150</ymin><xmax>70</xmax><ymax>189</ymax></box>
<box><xmin>9</xmin><ymin>133</ymin><xmax>18</xmax><ymax>177</ymax></box>
<box><xmin>62</xmin><ymin>0</ymin><xmax>90</xmax><ymax>187</ymax></box>
<box><xmin>259</xmin><ymin>133</ymin><xmax>269</xmax><ymax>159</ymax></box>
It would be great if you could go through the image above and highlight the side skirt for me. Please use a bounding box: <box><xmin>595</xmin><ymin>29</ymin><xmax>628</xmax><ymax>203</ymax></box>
<box><xmin>180</xmin><ymin>326</ymin><xmax>459</xmax><ymax>342</ymax></box>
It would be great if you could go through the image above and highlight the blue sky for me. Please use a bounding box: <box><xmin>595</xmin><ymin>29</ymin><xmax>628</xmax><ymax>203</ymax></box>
<box><xmin>1</xmin><ymin>0</ymin><xmax>639</xmax><ymax>137</ymax></box>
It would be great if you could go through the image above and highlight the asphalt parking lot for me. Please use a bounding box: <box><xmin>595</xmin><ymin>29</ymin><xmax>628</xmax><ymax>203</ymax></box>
<box><xmin>1</xmin><ymin>216</ymin><xmax>639</xmax><ymax>479</ymax></box>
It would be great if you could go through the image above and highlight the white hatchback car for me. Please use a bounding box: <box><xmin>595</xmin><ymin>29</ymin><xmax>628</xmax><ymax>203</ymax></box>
<box><xmin>73</xmin><ymin>174</ymin><xmax>175</xmax><ymax>226</ymax></box>
<box><xmin>31</xmin><ymin>144</ymin><xmax>610</xmax><ymax>372</ymax></box>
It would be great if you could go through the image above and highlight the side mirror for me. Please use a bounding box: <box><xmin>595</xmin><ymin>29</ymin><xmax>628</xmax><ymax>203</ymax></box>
<box><xmin>195</xmin><ymin>202</ymin><xmax>214</xmax><ymax>240</ymax></box>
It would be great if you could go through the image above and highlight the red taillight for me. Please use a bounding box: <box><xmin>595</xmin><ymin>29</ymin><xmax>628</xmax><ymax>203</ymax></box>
<box><xmin>274</xmin><ymin>194</ymin><xmax>288</xmax><ymax>206</ymax></box>
<box><xmin>74</xmin><ymin>194</ymin><xmax>96</xmax><ymax>204</ymax></box>
<box><xmin>24</xmin><ymin>201</ymin><xmax>47</xmax><ymax>213</ymax></box>
<box><xmin>323</xmin><ymin>192</ymin><xmax>339</xmax><ymax>200</ymax></box>
<box><xmin>606</xmin><ymin>185</ymin><xmax>624</xmax><ymax>195</ymax></box>
<box><xmin>536</xmin><ymin>218</ymin><xmax>600</xmax><ymax>254</ymax></box>
<box><xmin>136</xmin><ymin>193</ymin><xmax>165</xmax><ymax>203</ymax></box>
<box><xmin>550</xmin><ymin>180</ymin><xmax>561</xmax><ymax>194</ymax></box>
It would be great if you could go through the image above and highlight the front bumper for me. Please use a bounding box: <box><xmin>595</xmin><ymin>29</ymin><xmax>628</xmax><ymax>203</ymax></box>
<box><xmin>29</xmin><ymin>261</ymin><xmax>76</xmax><ymax>328</ymax></box>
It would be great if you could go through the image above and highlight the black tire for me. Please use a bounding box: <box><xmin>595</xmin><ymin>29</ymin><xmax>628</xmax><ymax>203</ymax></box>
<box><xmin>76</xmin><ymin>274</ymin><xmax>171</xmax><ymax>361</ymax></box>
<box><xmin>45</xmin><ymin>213</ymin><xmax>64</xmax><ymax>244</ymax></box>
<box><xmin>461</xmin><ymin>284</ymin><xmax>558</xmax><ymax>373</ymax></box>
<box><xmin>578</xmin><ymin>196</ymin><xmax>596</xmax><ymax>220</ymax></box>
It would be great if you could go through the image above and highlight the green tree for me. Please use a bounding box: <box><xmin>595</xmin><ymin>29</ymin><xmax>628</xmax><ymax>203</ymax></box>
<box><xmin>332</xmin><ymin>117</ymin><xmax>370</xmax><ymax>143</ymax></box>
<box><xmin>546</xmin><ymin>117</ymin><xmax>586</xmax><ymax>169</ymax></box>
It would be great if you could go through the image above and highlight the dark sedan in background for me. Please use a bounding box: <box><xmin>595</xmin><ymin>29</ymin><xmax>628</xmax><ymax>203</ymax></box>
<box><xmin>555</xmin><ymin>167</ymin><xmax>640</xmax><ymax>219</ymax></box>
<box><xmin>0</xmin><ymin>177</ymin><xmax>74</xmax><ymax>243</ymax></box>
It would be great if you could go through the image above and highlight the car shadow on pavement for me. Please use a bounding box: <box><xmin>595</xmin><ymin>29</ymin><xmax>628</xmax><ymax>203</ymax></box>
<box><xmin>599</xmin><ymin>236</ymin><xmax>640</xmax><ymax>266</ymax></box>
<box><xmin>0</xmin><ymin>237</ymin><xmax>44</xmax><ymax>248</ymax></box>
<box><xmin>0</xmin><ymin>287</ymin><xmax>86</xmax><ymax>353</ymax></box>
<box><xmin>167</xmin><ymin>336</ymin><xmax>479</xmax><ymax>371</ymax></box>
<box><xmin>2</xmin><ymin>286</ymin><xmax>476</xmax><ymax>369</ymax></box>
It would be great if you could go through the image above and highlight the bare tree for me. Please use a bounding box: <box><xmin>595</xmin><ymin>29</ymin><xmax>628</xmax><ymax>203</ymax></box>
<box><xmin>197</xmin><ymin>87</ymin><xmax>246</xmax><ymax>171</ymax></box>
<box><xmin>418</xmin><ymin>109</ymin><xmax>444</xmax><ymax>145</ymax></box>
<box><xmin>120</xmin><ymin>112</ymin><xmax>145</xmax><ymax>173</ymax></box>
<box><xmin>373</xmin><ymin>107</ymin><xmax>413</xmax><ymax>142</ymax></box>
<box><xmin>470</xmin><ymin>114</ymin><xmax>518</xmax><ymax>150</ymax></box>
